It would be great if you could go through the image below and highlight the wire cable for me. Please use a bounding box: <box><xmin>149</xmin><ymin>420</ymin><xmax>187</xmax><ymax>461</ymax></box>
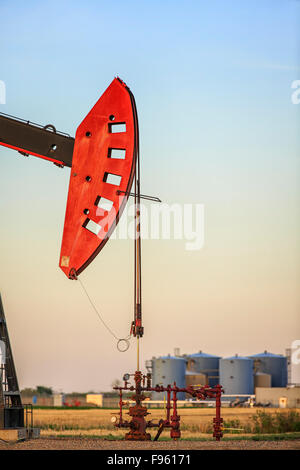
<box><xmin>78</xmin><ymin>277</ymin><xmax>131</xmax><ymax>352</ymax></box>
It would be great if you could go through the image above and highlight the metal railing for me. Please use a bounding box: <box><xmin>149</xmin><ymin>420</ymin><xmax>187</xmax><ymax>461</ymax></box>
<box><xmin>24</xmin><ymin>404</ymin><xmax>33</xmax><ymax>435</ymax></box>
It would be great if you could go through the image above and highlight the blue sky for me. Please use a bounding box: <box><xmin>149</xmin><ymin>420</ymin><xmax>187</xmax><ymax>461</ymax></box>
<box><xmin>0</xmin><ymin>0</ymin><xmax>299</xmax><ymax>391</ymax></box>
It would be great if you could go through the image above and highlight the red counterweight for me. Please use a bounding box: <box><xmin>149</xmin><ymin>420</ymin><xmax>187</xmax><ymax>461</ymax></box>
<box><xmin>59</xmin><ymin>77</ymin><xmax>138</xmax><ymax>279</ymax></box>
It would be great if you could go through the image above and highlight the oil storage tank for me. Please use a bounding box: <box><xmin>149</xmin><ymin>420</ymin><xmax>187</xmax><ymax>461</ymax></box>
<box><xmin>220</xmin><ymin>355</ymin><xmax>254</xmax><ymax>395</ymax></box>
<box><xmin>186</xmin><ymin>351</ymin><xmax>220</xmax><ymax>387</ymax></box>
<box><xmin>249</xmin><ymin>351</ymin><xmax>287</xmax><ymax>387</ymax></box>
<box><xmin>152</xmin><ymin>355</ymin><xmax>186</xmax><ymax>400</ymax></box>
<box><xmin>254</xmin><ymin>372</ymin><xmax>272</xmax><ymax>389</ymax></box>
<box><xmin>185</xmin><ymin>371</ymin><xmax>208</xmax><ymax>387</ymax></box>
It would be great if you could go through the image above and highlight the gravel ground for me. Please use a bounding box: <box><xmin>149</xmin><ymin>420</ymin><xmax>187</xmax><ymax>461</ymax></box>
<box><xmin>0</xmin><ymin>438</ymin><xmax>299</xmax><ymax>450</ymax></box>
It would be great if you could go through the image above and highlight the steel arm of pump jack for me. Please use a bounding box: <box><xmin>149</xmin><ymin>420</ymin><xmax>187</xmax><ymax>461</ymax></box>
<box><xmin>0</xmin><ymin>111</ymin><xmax>74</xmax><ymax>168</ymax></box>
<box><xmin>0</xmin><ymin>113</ymin><xmax>161</xmax><ymax>206</ymax></box>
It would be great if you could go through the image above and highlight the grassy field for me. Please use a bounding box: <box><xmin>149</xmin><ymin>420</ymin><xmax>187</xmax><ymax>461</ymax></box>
<box><xmin>32</xmin><ymin>407</ymin><xmax>300</xmax><ymax>440</ymax></box>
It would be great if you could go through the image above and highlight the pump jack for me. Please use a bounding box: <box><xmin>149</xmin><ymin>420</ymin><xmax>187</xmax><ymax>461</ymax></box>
<box><xmin>0</xmin><ymin>77</ymin><xmax>223</xmax><ymax>441</ymax></box>
<box><xmin>0</xmin><ymin>294</ymin><xmax>23</xmax><ymax>429</ymax></box>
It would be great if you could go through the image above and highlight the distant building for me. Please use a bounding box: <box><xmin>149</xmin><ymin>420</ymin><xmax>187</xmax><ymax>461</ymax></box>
<box><xmin>86</xmin><ymin>394</ymin><xmax>103</xmax><ymax>407</ymax></box>
<box><xmin>256</xmin><ymin>387</ymin><xmax>300</xmax><ymax>408</ymax></box>
<box><xmin>53</xmin><ymin>393</ymin><xmax>65</xmax><ymax>407</ymax></box>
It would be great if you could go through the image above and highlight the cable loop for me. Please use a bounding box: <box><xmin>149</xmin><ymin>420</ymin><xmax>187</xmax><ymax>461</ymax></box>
<box><xmin>117</xmin><ymin>339</ymin><xmax>130</xmax><ymax>352</ymax></box>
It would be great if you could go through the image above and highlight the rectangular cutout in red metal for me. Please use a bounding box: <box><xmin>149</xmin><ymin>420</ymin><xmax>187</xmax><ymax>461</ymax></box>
<box><xmin>83</xmin><ymin>218</ymin><xmax>102</xmax><ymax>235</ymax></box>
<box><xmin>109</xmin><ymin>123</ymin><xmax>126</xmax><ymax>133</ymax></box>
<box><xmin>95</xmin><ymin>196</ymin><xmax>114</xmax><ymax>211</ymax></box>
<box><xmin>108</xmin><ymin>148</ymin><xmax>126</xmax><ymax>159</ymax></box>
<box><xmin>103</xmin><ymin>172</ymin><xmax>122</xmax><ymax>186</ymax></box>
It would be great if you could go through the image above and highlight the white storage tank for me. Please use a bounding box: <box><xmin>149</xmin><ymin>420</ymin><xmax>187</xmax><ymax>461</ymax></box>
<box><xmin>186</xmin><ymin>351</ymin><xmax>220</xmax><ymax>387</ymax></box>
<box><xmin>249</xmin><ymin>351</ymin><xmax>287</xmax><ymax>387</ymax></box>
<box><xmin>220</xmin><ymin>355</ymin><xmax>254</xmax><ymax>395</ymax></box>
<box><xmin>152</xmin><ymin>355</ymin><xmax>186</xmax><ymax>400</ymax></box>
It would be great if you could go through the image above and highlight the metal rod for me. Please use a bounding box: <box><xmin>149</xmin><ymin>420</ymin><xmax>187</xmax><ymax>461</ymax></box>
<box><xmin>117</xmin><ymin>190</ymin><xmax>161</xmax><ymax>203</ymax></box>
<box><xmin>131</xmin><ymin>94</ymin><xmax>143</xmax><ymax>373</ymax></box>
